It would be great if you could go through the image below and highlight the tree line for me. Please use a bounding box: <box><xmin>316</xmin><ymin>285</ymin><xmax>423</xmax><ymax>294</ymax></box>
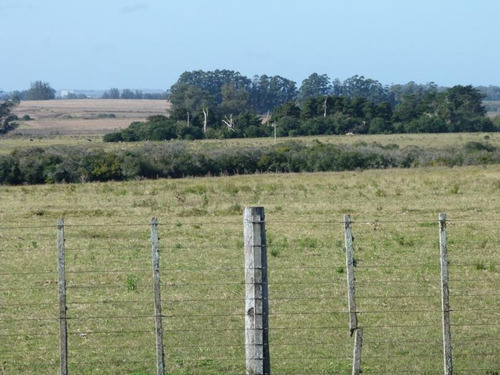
<box><xmin>103</xmin><ymin>70</ymin><xmax>497</xmax><ymax>142</ymax></box>
<box><xmin>8</xmin><ymin>81</ymin><xmax>56</xmax><ymax>101</ymax></box>
<box><xmin>100</xmin><ymin>88</ymin><xmax>168</xmax><ymax>100</ymax></box>
<box><xmin>0</xmin><ymin>140</ymin><xmax>497</xmax><ymax>185</ymax></box>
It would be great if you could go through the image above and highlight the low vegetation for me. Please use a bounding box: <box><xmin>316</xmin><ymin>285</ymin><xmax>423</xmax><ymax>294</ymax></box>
<box><xmin>0</xmin><ymin>138</ymin><xmax>498</xmax><ymax>185</ymax></box>
<box><xmin>1</xmin><ymin>165</ymin><xmax>498</xmax><ymax>374</ymax></box>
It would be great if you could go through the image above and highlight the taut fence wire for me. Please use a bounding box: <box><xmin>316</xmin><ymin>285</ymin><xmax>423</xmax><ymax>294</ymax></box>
<box><xmin>0</xmin><ymin>210</ymin><xmax>498</xmax><ymax>374</ymax></box>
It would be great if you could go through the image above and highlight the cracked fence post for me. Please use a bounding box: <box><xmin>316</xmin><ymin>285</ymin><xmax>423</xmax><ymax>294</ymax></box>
<box><xmin>57</xmin><ymin>218</ymin><xmax>68</xmax><ymax>375</ymax></box>
<box><xmin>151</xmin><ymin>217</ymin><xmax>165</xmax><ymax>375</ymax></box>
<box><xmin>439</xmin><ymin>213</ymin><xmax>453</xmax><ymax>375</ymax></box>
<box><xmin>244</xmin><ymin>207</ymin><xmax>270</xmax><ymax>375</ymax></box>
<box><xmin>344</xmin><ymin>214</ymin><xmax>358</xmax><ymax>335</ymax></box>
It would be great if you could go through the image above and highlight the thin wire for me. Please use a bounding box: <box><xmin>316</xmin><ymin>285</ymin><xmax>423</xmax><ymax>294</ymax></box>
<box><xmin>69</xmin><ymin>359</ymin><xmax>152</xmax><ymax>365</ymax></box>
<box><xmin>66</xmin><ymin>268</ymin><xmax>150</xmax><ymax>274</ymax></box>
<box><xmin>365</xmin><ymin>337</ymin><xmax>499</xmax><ymax>345</ymax></box>
<box><xmin>67</xmin><ymin>300</ymin><xmax>151</xmax><ymax>305</ymax></box>
<box><xmin>0</xmin><ymin>270</ymin><xmax>56</xmax><ymax>275</ymax></box>
<box><xmin>68</xmin><ymin>330</ymin><xmax>153</xmax><ymax>335</ymax></box>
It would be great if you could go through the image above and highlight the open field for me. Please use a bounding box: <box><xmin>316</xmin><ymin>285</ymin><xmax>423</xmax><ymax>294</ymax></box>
<box><xmin>1</xmin><ymin>130</ymin><xmax>499</xmax><ymax>157</ymax></box>
<box><xmin>0</xmin><ymin>165</ymin><xmax>498</xmax><ymax>374</ymax></box>
<box><xmin>10</xmin><ymin>99</ymin><xmax>169</xmax><ymax>136</ymax></box>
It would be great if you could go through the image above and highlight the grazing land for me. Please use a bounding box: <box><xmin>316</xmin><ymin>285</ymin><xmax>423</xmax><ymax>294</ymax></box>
<box><xmin>10</xmin><ymin>99</ymin><xmax>169</xmax><ymax>136</ymax></box>
<box><xmin>1</xmin><ymin>127</ymin><xmax>499</xmax><ymax>157</ymax></box>
<box><xmin>0</xmin><ymin>99</ymin><xmax>498</xmax><ymax>373</ymax></box>
<box><xmin>0</xmin><ymin>165</ymin><xmax>498</xmax><ymax>374</ymax></box>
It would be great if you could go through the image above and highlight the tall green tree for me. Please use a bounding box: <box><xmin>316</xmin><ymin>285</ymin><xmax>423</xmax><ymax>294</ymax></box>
<box><xmin>342</xmin><ymin>75</ymin><xmax>392</xmax><ymax>104</ymax></box>
<box><xmin>250</xmin><ymin>75</ymin><xmax>298</xmax><ymax>113</ymax></box>
<box><xmin>437</xmin><ymin>85</ymin><xmax>488</xmax><ymax>131</ymax></box>
<box><xmin>0</xmin><ymin>100</ymin><xmax>19</xmax><ymax>134</ymax></box>
<box><xmin>102</xmin><ymin>88</ymin><xmax>120</xmax><ymax>99</ymax></box>
<box><xmin>298</xmin><ymin>73</ymin><xmax>331</xmax><ymax>102</ymax></box>
<box><xmin>170</xmin><ymin>70</ymin><xmax>251</xmax><ymax>109</ymax></box>
<box><xmin>220</xmin><ymin>82</ymin><xmax>250</xmax><ymax>115</ymax></box>
<box><xmin>24</xmin><ymin>81</ymin><xmax>56</xmax><ymax>100</ymax></box>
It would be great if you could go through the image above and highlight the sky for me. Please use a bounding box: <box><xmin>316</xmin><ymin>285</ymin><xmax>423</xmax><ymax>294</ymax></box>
<box><xmin>1</xmin><ymin>0</ymin><xmax>499</xmax><ymax>92</ymax></box>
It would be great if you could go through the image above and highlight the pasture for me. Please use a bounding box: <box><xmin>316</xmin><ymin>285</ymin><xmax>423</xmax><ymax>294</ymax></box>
<box><xmin>1</xmin><ymin>99</ymin><xmax>499</xmax><ymax>373</ymax></box>
<box><xmin>0</xmin><ymin>164</ymin><xmax>499</xmax><ymax>374</ymax></box>
<box><xmin>10</xmin><ymin>99</ymin><xmax>169</xmax><ymax>136</ymax></box>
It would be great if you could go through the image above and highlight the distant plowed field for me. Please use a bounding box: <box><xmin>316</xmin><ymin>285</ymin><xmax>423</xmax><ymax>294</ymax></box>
<box><xmin>11</xmin><ymin>99</ymin><xmax>169</xmax><ymax>136</ymax></box>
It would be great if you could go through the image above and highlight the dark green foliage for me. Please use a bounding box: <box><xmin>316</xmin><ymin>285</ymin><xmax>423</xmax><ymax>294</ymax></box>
<box><xmin>250</xmin><ymin>74</ymin><xmax>297</xmax><ymax>113</ymax></box>
<box><xmin>103</xmin><ymin>116</ymin><xmax>185</xmax><ymax>142</ymax></box>
<box><xmin>403</xmin><ymin>116</ymin><xmax>447</xmax><ymax>133</ymax></box>
<box><xmin>271</xmin><ymin>102</ymin><xmax>301</xmax><ymax>122</ymax></box>
<box><xmin>1</xmin><ymin>141</ymin><xmax>498</xmax><ymax>185</ymax></box>
<box><xmin>166</xmin><ymin>71</ymin><xmax>495</xmax><ymax>137</ymax></box>
<box><xmin>0</xmin><ymin>100</ymin><xmax>19</xmax><ymax>134</ymax></box>
<box><xmin>24</xmin><ymin>81</ymin><xmax>56</xmax><ymax>100</ymax></box>
<box><xmin>299</xmin><ymin>73</ymin><xmax>331</xmax><ymax>102</ymax></box>
<box><xmin>80</xmin><ymin>150</ymin><xmax>123</xmax><ymax>182</ymax></box>
<box><xmin>464</xmin><ymin>141</ymin><xmax>495</xmax><ymax>153</ymax></box>
<box><xmin>101</xmin><ymin>88</ymin><xmax>120</xmax><ymax>99</ymax></box>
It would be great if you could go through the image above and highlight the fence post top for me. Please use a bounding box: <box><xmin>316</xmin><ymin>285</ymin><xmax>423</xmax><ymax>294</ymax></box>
<box><xmin>244</xmin><ymin>206</ymin><xmax>265</xmax><ymax>212</ymax></box>
<box><xmin>243</xmin><ymin>207</ymin><xmax>265</xmax><ymax>223</ymax></box>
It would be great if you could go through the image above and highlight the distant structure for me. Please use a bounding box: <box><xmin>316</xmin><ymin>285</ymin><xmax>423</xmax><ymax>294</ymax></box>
<box><xmin>60</xmin><ymin>90</ymin><xmax>74</xmax><ymax>98</ymax></box>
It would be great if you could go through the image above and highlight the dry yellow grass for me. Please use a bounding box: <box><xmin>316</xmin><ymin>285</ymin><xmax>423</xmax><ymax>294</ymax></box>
<box><xmin>11</xmin><ymin>99</ymin><xmax>169</xmax><ymax>136</ymax></box>
<box><xmin>0</xmin><ymin>165</ymin><xmax>498</xmax><ymax>374</ymax></box>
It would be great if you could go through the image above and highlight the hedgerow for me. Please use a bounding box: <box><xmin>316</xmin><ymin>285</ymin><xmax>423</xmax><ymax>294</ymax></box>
<box><xmin>0</xmin><ymin>141</ymin><xmax>498</xmax><ymax>185</ymax></box>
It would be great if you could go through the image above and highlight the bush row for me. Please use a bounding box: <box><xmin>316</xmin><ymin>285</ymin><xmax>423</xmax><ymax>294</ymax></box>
<box><xmin>0</xmin><ymin>141</ymin><xmax>498</xmax><ymax>185</ymax></box>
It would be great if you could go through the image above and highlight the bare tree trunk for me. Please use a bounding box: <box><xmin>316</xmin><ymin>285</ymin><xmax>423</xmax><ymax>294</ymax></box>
<box><xmin>202</xmin><ymin>108</ymin><xmax>208</xmax><ymax>133</ymax></box>
<box><xmin>323</xmin><ymin>97</ymin><xmax>328</xmax><ymax>118</ymax></box>
<box><xmin>186</xmin><ymin>111</ymin><xmax>190</xmax><ymax>127</ymax></box>
<box><xmin>223</xmin><ymin>113</ymin><xmax>234</xmax><ymax>131</ymax></box>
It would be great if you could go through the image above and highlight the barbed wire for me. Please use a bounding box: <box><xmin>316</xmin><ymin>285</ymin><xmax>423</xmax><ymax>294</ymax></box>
<box><xmin>1</xmin><ymin>216</ymin><xmax>498</xmax><ymax>374</ymax></box>
<box><xmin>1</xmin><ymin>217</ymin><xmax>499</xmax><ymax>233</ymax></box>
<box><xmin>4</xmin><ymin>308</ymin><xmax>499</xmax><ymax>323</ymax></box>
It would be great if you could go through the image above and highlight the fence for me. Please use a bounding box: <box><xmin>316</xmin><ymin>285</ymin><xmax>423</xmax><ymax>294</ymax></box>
<box><xmin>0</xmin><ymin>209</ymin><xmax>498</xmax><ymax>374</ymax></box>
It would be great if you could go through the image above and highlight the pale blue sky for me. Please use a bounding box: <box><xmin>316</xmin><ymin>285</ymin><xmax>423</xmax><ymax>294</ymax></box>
<box><xmin>1</xmin><ymin>0</ymin><xmax>499</xmax><ymax>91</ymax></box>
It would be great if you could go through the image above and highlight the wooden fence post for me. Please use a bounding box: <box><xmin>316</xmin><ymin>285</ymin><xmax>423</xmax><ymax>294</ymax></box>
<box><xmin>344</xmin><ymin>214</ymin><xmax>358</xmax><ymax>335</ymax></box>
<box><xmin>244</xmin><ymin>207</ymin><xmax>270</xmax><ymax>375</ymax></box>
<box><xmin>151</xmin><ymin>218</ymin><xmax>165</xmax><ymax>375</ymax></box>
<box><xmin>57</xmin><ymin>218</ymin><xmax>68</xmax><ymax>375</ymax></box>
<box><xmin>439</xmin><ymin>213</ymin><xmax>453</xmax><ymax>375</ymax></box>
<box><xmin>352</xmin><ymin>327</ymin><xmax>363</xmax><ymax>375</ymax></box>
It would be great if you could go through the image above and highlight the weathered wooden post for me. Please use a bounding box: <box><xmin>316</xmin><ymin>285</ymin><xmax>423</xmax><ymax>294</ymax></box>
<box><xmin>151</xmin><ymin>217</ymin><xmax>165</xmax><ymax>375</ymax></box>
<box><xmin>344</xmin><ymin>214</ymin><xmax>357</xmax><ymax>335</ymax></box>
<box><xmin>352</xmin><ymin>327</ymin><xmax>363</xmax><ymax>375</ymax></box>
<box><xmin>244</xmin><ymin>207</ymin><xmax>270</xmax><ymax>375</ymax></box>
<box><xmin>439</xmin><ymin>213</ymin><xmax>453</xmax><ymax>375</ymax></box>
<box><xmin>344</xmin><ymin>214</ymin><xmax>363</xmax><ymax>374</ymax></box>
<box><xmin>57</xmin><ymin>218</ymin><xmax>68</xmax><ymax>375</ymax></box>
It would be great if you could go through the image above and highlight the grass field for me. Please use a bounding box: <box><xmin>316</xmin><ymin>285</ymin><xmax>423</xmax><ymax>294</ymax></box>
<box><xmin>1</xmin><ymin>128</ymin><xmax>499</xmax><ymax>157</ymax></box>
<box><xmin>9</xmin><ymin>99</ymin><xmax>168</xmax><ymax>136</ymax></box>
<box><xmin>0</xmin><ymin>164</ymin><xmax>498</xmax><ymax>374</ymax></box>
<box><xmin>1</xmin><ymin>100</ymin><xmax>499</xmax><ymax>374</ymax></box>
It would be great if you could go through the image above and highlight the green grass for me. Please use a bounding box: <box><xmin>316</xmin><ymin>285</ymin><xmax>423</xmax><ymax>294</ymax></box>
<box><xmin>0</xmin><ymin>165</ymin><xmax>499</xmax><ymax>374</ymax></box>
<box><xmin>1</xmin><ymin>131</ymin><xmax>499</xmax><ymax>156</ymax></box>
